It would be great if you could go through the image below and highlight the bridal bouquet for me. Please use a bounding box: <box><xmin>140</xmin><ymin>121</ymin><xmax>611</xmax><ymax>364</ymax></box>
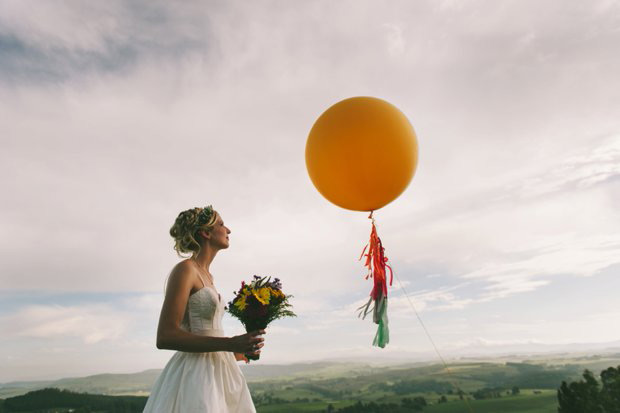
<box><xmin>226</xmin><ymin>275</ymin><xmax>296</xmax><ymax>361</ymax></box>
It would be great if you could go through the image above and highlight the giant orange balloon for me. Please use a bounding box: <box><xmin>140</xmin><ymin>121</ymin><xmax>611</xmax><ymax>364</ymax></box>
<box><xmin>305</xmin><ymin>97</ymin><xmax>418</xmax><ymax>211</ymax></box>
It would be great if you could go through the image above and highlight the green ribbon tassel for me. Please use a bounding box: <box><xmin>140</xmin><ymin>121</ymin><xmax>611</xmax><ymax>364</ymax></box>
<box><xmin>357</xmin><ymin>290</ymin><xmax>390</xmax><ymax>348</ymax></box>
<box><xmin>372</xmin><ymin>295</ymin><xmax>389</xmax><ymax>348</ymax></box>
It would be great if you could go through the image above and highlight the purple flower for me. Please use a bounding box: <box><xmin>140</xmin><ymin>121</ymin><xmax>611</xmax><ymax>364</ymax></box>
<box><xmin>272</xmin><ymin>278</ymin><xmax>282</xmax><ymax>289</ymax></box>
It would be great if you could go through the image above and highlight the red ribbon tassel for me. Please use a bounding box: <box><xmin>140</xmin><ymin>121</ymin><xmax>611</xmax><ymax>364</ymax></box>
<box><xmin>359</xmin><ymin>212</ymin><xmax>393</xmax><ymax>300</ymax></box>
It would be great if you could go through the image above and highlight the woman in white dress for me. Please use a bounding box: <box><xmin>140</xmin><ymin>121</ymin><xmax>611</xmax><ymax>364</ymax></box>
<box><xmin>144</xmin><ymin>205</ymin><xmax>265</xmax><ymax>412</ymax></box>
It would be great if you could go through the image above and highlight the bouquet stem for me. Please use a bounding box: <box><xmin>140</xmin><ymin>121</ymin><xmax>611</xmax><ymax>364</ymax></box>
<box><xmin>244</xmin><ymin>322</ymin><xmax>267</xmax><ymax>362</ymax></box>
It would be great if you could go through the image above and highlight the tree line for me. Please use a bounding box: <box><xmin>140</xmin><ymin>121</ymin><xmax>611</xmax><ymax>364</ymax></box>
<box><xmin>558</xmin><ymin>365</ymin><xmax>620</xmax><ymax>413</ymax></box>
<box><xmin>0</xmin><ymin>388</ymin><xmax>147</xmax><ymax>412</ymax></box>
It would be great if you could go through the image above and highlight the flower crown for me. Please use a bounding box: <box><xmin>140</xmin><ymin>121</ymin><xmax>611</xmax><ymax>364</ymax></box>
<box><xmin>196</xmin><ymin>205</ymin><xmax>215</xmax><ymax>227</ymax></box>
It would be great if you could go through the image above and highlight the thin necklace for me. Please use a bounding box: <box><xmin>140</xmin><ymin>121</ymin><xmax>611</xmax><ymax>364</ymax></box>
<box><xmin>192</xmin><ymin>259</ymin><xmax>214</xmax><ymax>285</ymax></box>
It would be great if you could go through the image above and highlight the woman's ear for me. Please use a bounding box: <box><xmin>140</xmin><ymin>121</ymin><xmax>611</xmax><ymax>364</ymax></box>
<box><xmin>200</xmin><ymin>230</ymin><xmax>210</xmax><ymax>240</ymax></box>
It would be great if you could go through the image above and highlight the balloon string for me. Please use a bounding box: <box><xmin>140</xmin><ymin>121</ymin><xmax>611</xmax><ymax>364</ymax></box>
<box><xmin>364</xmin><ymin>212</ymin><xmax>474</xmax><ymax>412</ymax></box>
<box><xmin>393</xmin><ymin>272</ymin><xmax>475</xmax><ymax>413</ymax></box>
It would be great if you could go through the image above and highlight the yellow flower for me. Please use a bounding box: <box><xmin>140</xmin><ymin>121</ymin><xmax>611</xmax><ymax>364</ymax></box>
<box><xmin>253</xmin><ymin>287</ymin><xmax>271</xmax><ymax>305</ymax></box>
<box><xmin>268</xmin><ymin>287</ymin><xmax>283</xmax><ymax>298</ymax></box>
<box><xmin>234</xmin><ymin>296</ymin><xmax>247</xmax><ymax>310</ymax></box>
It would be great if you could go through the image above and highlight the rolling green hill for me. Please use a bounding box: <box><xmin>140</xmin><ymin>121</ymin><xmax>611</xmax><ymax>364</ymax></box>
<box><xmin>1</xmin><ymin>354</ymin><xmax>619</xmax><ymax>412</ymax></box>
<box><xmin>0</xmin><ymin>370</ymin><xmax>161</xmax><ymax>399</ymax></box>
<box><xmin>0</xmin><ymin>362</ymin><xmax>367</xmax><ymax>399</ymax></box>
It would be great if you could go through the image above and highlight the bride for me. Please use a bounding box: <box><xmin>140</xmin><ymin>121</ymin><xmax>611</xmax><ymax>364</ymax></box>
<box><xmin>143</xmin><ymin>205</ymin><xmax>264</xmax><ymax>412</ymax></box>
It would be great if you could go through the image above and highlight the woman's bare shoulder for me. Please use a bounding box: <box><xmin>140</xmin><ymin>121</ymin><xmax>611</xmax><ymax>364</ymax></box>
<box><xmin>167</xmin><ymin>259</ymin><xmax>198</xmax><ymax>288</ymax></box>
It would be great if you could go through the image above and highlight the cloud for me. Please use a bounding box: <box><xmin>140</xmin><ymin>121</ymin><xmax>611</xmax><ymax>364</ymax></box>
<box><xmin>509</xmin><ymin>135</ymin><xmax>620</xmax><ymax>199</ymax></box>
<box><xmin>1</xmin><ymin>0</ymin><xmax>619</xmax><ymax>297</ymax></box>
<box><xmin>383</xmin><ymin>23</ymin><xmax>405</xmax><ymax>57</ymax></box>
<box><xmin>381</xmin><ymin>133</ymin><xmax>620</xmax><ymax>303</ymax></box>
<box><xmin>460</xmin><ymin>233</ymin><xmax>620</xmax><ymax>301</ymax></box>
<box><xmin>0</xmin><ymin>1</ymin><xmax>212</xmax><ymax>83</ymax></box>
<box><xmin>0</xmin><ymin>304</ymin><xmax>131</xmax><ymax>344</ymax></box>
<box><xmin>0</xmin><ymin>295</ymin><xmax>174</xmax><ymax>381</ymax></box>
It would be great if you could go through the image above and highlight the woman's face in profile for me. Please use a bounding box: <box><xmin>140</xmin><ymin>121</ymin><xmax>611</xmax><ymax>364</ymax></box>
<box><xmin>209</xmin><ymin>214</ymin><xmax>231</xmax><ymax>249</ymax></box>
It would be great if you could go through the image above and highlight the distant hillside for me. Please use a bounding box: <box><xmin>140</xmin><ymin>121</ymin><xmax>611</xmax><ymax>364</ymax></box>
<box><xmin>0</xmin><ymin>382</ymin><xmax>54</xmax><ymax>400</ymax></box>
<box><xmin>6</xmin><ymin>360</ymin><xmax>620</xmax><ymax>413</ymax></box>
<box><xmin>0</xmin><ymin>362</ymin><xmax>367</xmax><ymax>399</ymax></box>
<box><xmin>2</xmin><ymin>353</ymin><xmax>620</xmax><ymax>401</ymax></box>
<box><xmin>0</xmin><ymin>370</ymin><xmax>160</xmax><ymax>400</ymax></box>
<box><xmin>51</xmin><ymin>369</ymin><xmax>161</xmax><ymax>396</ymax></box>
<box><xmin>241</xmin><ymin>361</ymin><xmax>380</xmax><ymax>382</ymax></box>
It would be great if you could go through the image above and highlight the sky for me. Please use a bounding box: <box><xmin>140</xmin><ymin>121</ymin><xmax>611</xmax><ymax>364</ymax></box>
<box><xmin>1</xmin><ymin>0</ymin><xmax>620</xmax><ymax>382</ymax></box>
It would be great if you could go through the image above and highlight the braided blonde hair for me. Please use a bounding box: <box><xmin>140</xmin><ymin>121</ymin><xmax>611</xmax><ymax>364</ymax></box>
<box><xmin>169</xmin><ymin>206</ymin><xmax>218</xmax><ymax>257</ymax></box>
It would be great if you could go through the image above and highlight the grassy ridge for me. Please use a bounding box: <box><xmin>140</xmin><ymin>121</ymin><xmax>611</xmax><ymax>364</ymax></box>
<box><xmin>248</xmin><ymin>361</ymin><xmax>604</xmax><ymax>412</ymax></box>
<box><xmin>0</xmin><ymin>370</ymin><xmax>161</xmax><ymax>399</ymax></box>
<box><xmin>2</xmin><ymin>357</ymin><xmax>619</xmax><ymax>412</ymax></box>
<box><xmin>254</xmin><ymin>392</ymin><xmax>558</xmax><ymax>413</ymax></box>
<box><xmin>425</xmin><ymin>391</ymin><xmax>557</xmax><ymax>413</ymax></box>
<box><xmin>3</xmin><ymin>354</ymin><xmax>619</xmax><ymax>398</ymax></box>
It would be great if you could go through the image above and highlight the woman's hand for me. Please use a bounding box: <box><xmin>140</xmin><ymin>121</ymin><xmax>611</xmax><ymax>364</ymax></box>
<box><xmin>234</xmin><ymin>353</ymin><xmax>249</xmax><ymax>363</ymax></box>
<box><xmin>229</xmin><ymin>329</ymin><xmax>265</xmax><ymax>357</ymax></box>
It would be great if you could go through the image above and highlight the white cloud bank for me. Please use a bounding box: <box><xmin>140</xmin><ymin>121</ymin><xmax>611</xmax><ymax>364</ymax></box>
<box><xmin>1</xmin><ymin>0</ymin><xmax>619</xmax><ymax>380</ymax></box>
<box><xmin>0</xmin><ymin>304</ymin><xmax>130</xmax><ymax>344</ymax></box>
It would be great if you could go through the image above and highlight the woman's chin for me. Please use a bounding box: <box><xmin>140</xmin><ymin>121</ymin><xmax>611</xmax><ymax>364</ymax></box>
<box><xmin>211</xmin><ymin>242</ymin><xmax>229</xmax><ymax>251</ymax></box>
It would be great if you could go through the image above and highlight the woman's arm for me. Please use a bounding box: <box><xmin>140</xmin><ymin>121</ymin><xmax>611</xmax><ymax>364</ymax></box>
<box><xmin>155</xmin><ymin>261</ymin><xmax>265</xmax><ymax>355</ymax></box>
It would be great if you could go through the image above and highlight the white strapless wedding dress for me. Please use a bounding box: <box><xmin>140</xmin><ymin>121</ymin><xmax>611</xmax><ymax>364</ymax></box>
<box><xmin>143</xmin><ymin>284</ymin><xmax>255</xmax><ymax>412</ymax></box>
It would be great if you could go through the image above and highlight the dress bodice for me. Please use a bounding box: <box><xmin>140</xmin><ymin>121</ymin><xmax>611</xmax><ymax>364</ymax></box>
<box><xmin>180</xmin><ymin>286</ymin><xmax>225</xmax><ymax>337</ymax></box>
